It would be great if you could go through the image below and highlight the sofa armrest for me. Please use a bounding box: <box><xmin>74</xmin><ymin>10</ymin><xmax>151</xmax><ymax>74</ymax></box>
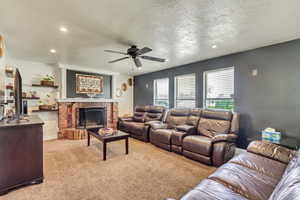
<box><xmin>145</xmin><ymin>120</ymin><xmax>161</xmax><ymax>126</ymax></box>
<box><xmin>247</xmin><ymin>140</ymin><xmax>295</xmax><ymax>164</ymax></box>
<box><xmin>150</xmin><ymin>122</ymin><xmax>168</xmax><ymax>130</ymax></box>
<box><xmin>118</xmin><ymin>117</ymin><xmax>133</xmax><ymax>122</ymax></box>
<box><xmin>175</xmin><ymin>125</ymin><xmax>197</xmax><ymax>134</ymax></box>
<box><xmin>212</xmin><ymin>134</ymin><xmax>237</xmax><ymax>143</ymax></box>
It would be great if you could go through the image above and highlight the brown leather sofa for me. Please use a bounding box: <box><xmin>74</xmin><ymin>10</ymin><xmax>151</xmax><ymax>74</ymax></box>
<box><xmin>118</xmin><ymin>105</ymin><xmax>165</xmax><ymax>142</ymax></box>
<box><xmin>149</xmin><ymin>108</ymin><xmax>194</xmax><ymax>151</ymax></box>
<box><xmin>180</xmin><ymin>141</ymin><xmax>299</xmax><ymax>200</ymax></box>
<box><xmin>182</xmin><ymin>110</ymin><xmax>239</xmax><ymax>166</ymax></box>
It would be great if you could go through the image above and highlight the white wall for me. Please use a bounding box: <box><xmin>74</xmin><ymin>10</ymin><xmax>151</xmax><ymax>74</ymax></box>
<box><xmin>6</xmin><ymin>57</ymin><xmax>60</xmax><ymax>140</ymax></box>
<box><xmin>114</xmin><ymin>74</ymin><xmax>134</xmax><ymax>116</ymax></box>
<box><xmin>0</xmin><ymin>35</ymin><xmax>6</xmax><ymax>102</ymax></box>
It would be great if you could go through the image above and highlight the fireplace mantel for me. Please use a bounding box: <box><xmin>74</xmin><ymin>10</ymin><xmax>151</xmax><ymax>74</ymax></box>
<box><xmin>57</xmin><ymin>98</ymin><xmax>119</xmax><ymax>103</ymax></box>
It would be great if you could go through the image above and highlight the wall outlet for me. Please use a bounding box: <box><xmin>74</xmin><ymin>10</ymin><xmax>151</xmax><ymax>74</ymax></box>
<box><xmin>146</xmin><ymin>84</ymin><xmax>149</xmax><ymax>88</ymax></box>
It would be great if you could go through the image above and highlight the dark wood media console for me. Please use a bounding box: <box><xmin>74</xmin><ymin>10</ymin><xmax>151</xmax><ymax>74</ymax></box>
<box><xmin>0</xmin><ymin>115</ymin><xmax>44</xmax><ymax>195</ymax></box>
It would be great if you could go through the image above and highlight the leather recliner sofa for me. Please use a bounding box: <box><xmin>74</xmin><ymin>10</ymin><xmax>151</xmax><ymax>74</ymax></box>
<box><xmin>118</xmin><ymin>105</ymin><xmax>165</xmax><ymax>142</ymax></box>
<box><xmin>180</xmin><ymin>141</ymin><xmax>299</xmax><ymax>200</ymax></box>
<box><xmin>150</xmin><ymin>109</ymin><xmax>239</xmax><ymax>166</ymax></box>
<box><xmin>182</xmin><ymin>110</ymin><xmax>239</xmax><ymax>166</ymax></box>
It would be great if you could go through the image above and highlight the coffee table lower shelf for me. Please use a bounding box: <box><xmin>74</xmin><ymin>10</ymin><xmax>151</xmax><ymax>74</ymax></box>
<box><xmin>87</xmin><ymin>129</ymin><xmax>129</xmax><ymax>160</ymax></box>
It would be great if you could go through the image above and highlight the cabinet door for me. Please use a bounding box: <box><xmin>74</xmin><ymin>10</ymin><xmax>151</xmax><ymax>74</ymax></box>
<box><xmin>0</xmin><ymin>125</ymin><xmax>43</xmax><ymax>190</ymax></box>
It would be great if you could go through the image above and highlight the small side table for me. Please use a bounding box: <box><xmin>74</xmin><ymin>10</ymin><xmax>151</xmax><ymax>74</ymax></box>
<box><xmin>247</xmin><ymin>135</ymin><xmax>299</xmax><ymax>150</ymax></box>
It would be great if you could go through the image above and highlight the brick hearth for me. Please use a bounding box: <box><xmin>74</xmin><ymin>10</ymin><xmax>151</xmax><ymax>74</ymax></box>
<box><xmin>58</xmin><ymin>102</ymin><xmax>118</xmax><ymax>140</ymax></box>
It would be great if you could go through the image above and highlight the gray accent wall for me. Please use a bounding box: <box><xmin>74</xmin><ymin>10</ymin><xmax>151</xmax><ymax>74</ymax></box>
<box><xmin>66</xmin><ymin>69</ymin><xmax>112</xmax><ymax>98</ymax></box>
<box><xmin>134</xmin><ymin>39</ymin><xmax>300</xmax><ymax>148</ymax></box>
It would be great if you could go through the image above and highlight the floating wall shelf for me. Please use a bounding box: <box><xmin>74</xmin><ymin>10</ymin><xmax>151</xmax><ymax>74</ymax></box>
<box><xmin>31</xmin><ymin>84</ymin><xmax>59</xmax><ymax>89</ymax></box>
<box><xmin>6</xmin><ymin>85</ymin><xmax>13</xmax><ymax>90</ymax></box>
<box><xmin>32</xmin><ymin>109</ymin><xmax>58</xmax><ymax>113</ymax></box>
<box><xmin>23</xmin><ymin>97</ymin><xmax>40</xmax><ymax>100</ymax></box>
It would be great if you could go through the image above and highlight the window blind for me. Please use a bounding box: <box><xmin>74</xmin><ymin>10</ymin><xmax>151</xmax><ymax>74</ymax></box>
<box><xmin>153</xmin><ymin>78</ymin><xmax>169</xmax><ymax>108</ymax></box>
<box><xmin>175</xmin><ymin>74</ymin><xmax>196</xmax><ymax>108</ymax></box>
<box><xmin>204</xmin><ymin>67</ymin><xmax>234</xmax><ymax>110</ymax></box>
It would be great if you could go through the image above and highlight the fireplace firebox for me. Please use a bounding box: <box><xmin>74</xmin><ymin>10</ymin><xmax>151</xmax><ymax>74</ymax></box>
<box><xmin>77</xmin><ymin>107</ymin><xmax>106</xmax><ymax>128</ymax></box>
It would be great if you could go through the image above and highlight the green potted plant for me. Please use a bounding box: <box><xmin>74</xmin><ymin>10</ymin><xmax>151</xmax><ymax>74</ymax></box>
<box><xmin>41</xmin><ymin>75</ymin><xmax>55</xmax><ymax>86</ymax></box>
<box><xmin>38</xmin><ymin>94</ymin><xmax>53</xmax><ymax>110</ymax></box>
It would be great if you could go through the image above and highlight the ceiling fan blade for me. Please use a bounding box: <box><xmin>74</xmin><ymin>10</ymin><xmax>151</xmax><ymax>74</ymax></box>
<box><xmin>133</xmin><ymin>57</ymin><xmax>142</xmax><ymax>67</ymax></box>
<box><xmin>140</xmin><ymin>55</ymin><xmax>166</xmax><ymax>62</ymax></box>
<box><xmin>136</xmin><ymin>47</ymin><xmax>152</xmax><ymax>55</ymax></box>
<box><xmin>104</xmin><ymin>50</ymin><xmax>128</xmax><ymax>55</ymax></box>
<box><xmin>108</xmin><ymin>57</ymin><xmax>130</xmax><ymax>63</ymax></box>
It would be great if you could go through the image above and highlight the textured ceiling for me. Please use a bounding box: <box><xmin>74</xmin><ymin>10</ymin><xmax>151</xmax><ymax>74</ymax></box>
<box><xmin>1</xmin><ymin>0</ymin><xmax>300</xmax><ymax>75</ymax></box>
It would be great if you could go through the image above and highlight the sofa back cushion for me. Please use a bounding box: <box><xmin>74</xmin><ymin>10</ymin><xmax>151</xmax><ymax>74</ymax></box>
<box><xmin>247</xmin><ymin>141</ymin><xmax>295</xmax><ymax>165</ymax></box>
<box><xmin>197</xmin><ymin>110</ymin><xmax>232</xmax><ymax>138</ymax></box>
<box><xmin>133</xmin><ymin>112</ymin><xmax>145</xmax><ymax>122</ymax></box>
<box><xmin>145</xmin><ymin>106</ymin><xmax>165</xmax><ymax>122</ymax></box>
<box><xmin>268</xmin><ymin>165</ymin><xmax>300</xmax><ymax>200</ymax></box>
<box><xmin>186</xmin><ymin>108</ymin><xmax>202</xmax><ymax>127</ymax></box>
<box><xmin>282</xmin><ymin>150</ymin><xmax>300</xmax><ymax>177</ymax></box>
<box><xmin>133</xmin><ymin>106</ymin><xmax>148</xmax><ymax>122</ymax></box>
<box><xmin>269</xmin><ymin>150</ymin><xmax>300</xmax><ymax>200</ymax></box>
<box><xmin>166</xmin><ymin>109</ymin><xmax>190</xmax><ymax>129</ymax></box>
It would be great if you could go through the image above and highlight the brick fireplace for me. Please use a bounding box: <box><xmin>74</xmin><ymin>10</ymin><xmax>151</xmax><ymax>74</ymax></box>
<box><xmin>58</xmin><ymin>100</ymin><xmax>118</xmax><ymax>140</ymax></box>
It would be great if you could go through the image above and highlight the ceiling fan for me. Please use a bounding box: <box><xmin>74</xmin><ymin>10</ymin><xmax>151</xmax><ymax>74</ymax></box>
<box><xmin>104</xmin><ymin>45</ymin><xmax>166</xmax><ymax>69</ymax></box>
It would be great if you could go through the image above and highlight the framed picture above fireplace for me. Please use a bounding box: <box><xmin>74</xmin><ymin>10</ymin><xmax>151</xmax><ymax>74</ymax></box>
<box><xmin>76</xmin><ymin>74</ymin><xmax>103</xmax><ymax>94</ymax></box>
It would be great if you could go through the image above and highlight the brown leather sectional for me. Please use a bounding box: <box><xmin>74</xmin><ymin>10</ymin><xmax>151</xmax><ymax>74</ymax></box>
<box><xmin>149</xmin><ymin>108</ymin><xmax>239</xmax><ymax>166</ymax></box>
<box><xmin>118</xmin><ymin>105</ymin><xmax>165</xmax><ymax>142</ymax></box>
<box><xmin>180</xmin><ymin>140</ymin><xmax>300</xmax><ymax>200</ymax></box>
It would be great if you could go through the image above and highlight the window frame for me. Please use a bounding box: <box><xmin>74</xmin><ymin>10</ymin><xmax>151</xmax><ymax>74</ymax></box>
<box><xmin>153</xmin><ymin>77</ymin><xmax>169</xmax><ymax>108</ymax></box>
<box><xmin>203</xmin><ymin>67</ymin><xmax>235</xmax><ymax>110</ymax></box>
<box><xmin>174</xmin><ymin>73</ymin><xmax>196</xmax><ymax>108</ymax></box>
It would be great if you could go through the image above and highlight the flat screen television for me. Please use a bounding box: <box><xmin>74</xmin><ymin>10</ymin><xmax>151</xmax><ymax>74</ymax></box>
<box><xmin>14</xmin><ymin>68</ymin><xmax>22</xmax><ymax>120</ymax></box>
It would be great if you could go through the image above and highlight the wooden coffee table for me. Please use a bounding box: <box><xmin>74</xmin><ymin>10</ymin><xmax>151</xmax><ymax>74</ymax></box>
<box><xmin>87</xmin><ymin>129</ymin><xmax>129</xmax><ymax>160</ymax></box>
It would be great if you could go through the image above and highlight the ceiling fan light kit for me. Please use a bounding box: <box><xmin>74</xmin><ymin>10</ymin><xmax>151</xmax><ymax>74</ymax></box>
<box><xmin>105</xmin><ymin>45</ymin><xmax>166</xmax><ymax>69</ymax></box>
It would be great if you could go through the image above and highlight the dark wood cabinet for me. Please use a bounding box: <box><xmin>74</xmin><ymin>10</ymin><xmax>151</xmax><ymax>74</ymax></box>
<box><xmin>0</xmin><ymin>116</ymin><xmax>44</xmax><ymax>195</ymax></box>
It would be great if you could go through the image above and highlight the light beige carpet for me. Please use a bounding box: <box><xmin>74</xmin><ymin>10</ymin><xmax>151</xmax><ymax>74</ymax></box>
<box><xmin>1</xmin><ymin>138</ymin><xmax>215</xmax><ymax>200</ymax></box>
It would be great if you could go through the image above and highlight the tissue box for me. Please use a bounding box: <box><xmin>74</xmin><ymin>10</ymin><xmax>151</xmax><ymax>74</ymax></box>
<box><xmin>262</xmin><ymin>131</ymin><xmax>281</xmax><ymax>142</ymax></box>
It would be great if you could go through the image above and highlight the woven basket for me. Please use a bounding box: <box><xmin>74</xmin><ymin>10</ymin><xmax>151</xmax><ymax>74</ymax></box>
<box><xmin>41</xmin><ymin>80</ymin><xmax>54</xmax><ymax>86</ymax></box>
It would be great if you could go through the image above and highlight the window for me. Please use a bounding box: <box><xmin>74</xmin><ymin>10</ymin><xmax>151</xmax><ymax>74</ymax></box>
<box><xmin>204</xmin><ymin>67</ymin><xmax>234</xmax><ymax>110</ymax></box>
<box><xmin>153</xmin><ymin>78</ymin><xmax>169</xmax><ymax>108</ymax></box>
<box><xmin>175</xmin><ymin>74</ymin><xmax>196</xmax><ymax>108</ymax></box>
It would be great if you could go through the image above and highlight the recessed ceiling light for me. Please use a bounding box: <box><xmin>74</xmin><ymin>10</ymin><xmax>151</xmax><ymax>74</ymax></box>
<box><xmin>50</xmin><ymin>49</ymin><xmax>56</xmax><ymax>53</ymax></box>
<box><xmin>212</xmin><ymin>45</ymin><xmax>217</xmax><ymax>49</ymax></box>
<box><xmin>59</xmin><ymin>26</ymin><xmax>68</xmax><ymax>33</ymax></box>
<box><xmin>137</xmin><ymin>67</ymin><xmax>142</xmax><ymax>70</ymax></box>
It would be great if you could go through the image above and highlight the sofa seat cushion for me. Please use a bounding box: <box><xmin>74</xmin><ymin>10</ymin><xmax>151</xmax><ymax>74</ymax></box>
<box><xmin>171</xmin><ymin>131</ymin><xmax>187</xmax><ymax>146</ymax></box>
<box><xmin>122</xmin><ymin>122</ymin><xmax>145</xmax><ymax>136</ymax></box>
<box><xmin>208</xmin><ymin>163</ymin><xmax>279</xmax><ymax>200</ymax></box>
<box><xmin>229</xmin><ymin>152</ymin><xmax>287</xmax><ymax>181</ymax></box>
<box><xmin>183</xmin><ymin>136</ymin><xmax>212</xmax><ymax>156</ymax></box>
<box><xmin>151</xmin><ymin>129</ymin><xmax>173</xmax><ymax>144</ymax></box>
<box><xmin>180</xmin><ymin>179</ymin><xmax>248</xmax><ymax>200</ymax></box>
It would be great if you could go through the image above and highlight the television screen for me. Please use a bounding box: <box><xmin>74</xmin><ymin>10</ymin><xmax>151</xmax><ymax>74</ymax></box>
<box><xmin>14</xmin><ymin>68</ymin><xmax>22</xmax><ymax>119</ymax></box>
